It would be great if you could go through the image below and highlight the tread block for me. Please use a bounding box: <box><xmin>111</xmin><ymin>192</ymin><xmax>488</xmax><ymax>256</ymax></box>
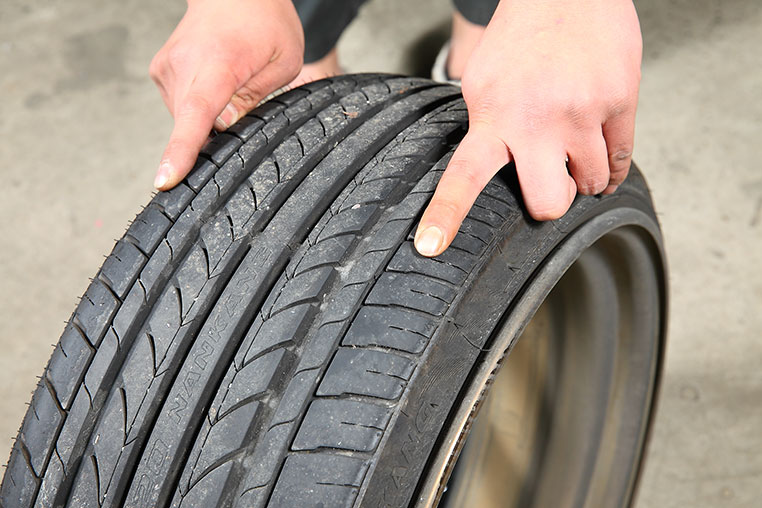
<box><xmin>91</xmin><ymin>388</ymin><xmax>128</xmax><ymax>500</ymax></box>
<box><xmin>293</xmin><ymin>235</ymin><xmax>354</xmax><ymax>277</ymax></box>
<box><xmin>199</xmin><ymin>212</ymin><xmax>235</xmax><ymax>274</ymax></box>
<box><xmin>248</xmin><ymin>158</ymin><xmax>280</xmax><ymax>200</ymax></box>
<box><xmin>173</xmin><ymin>244</ymin><xmax>211</xmax><ymax>320</ymax></box>
<box><xmin>0</xmin><ymin>445</ymin><xmax>39</xmax><ymax>507</ymax></box>
<box><xmin>261</xmin><ymin>113</ymin><xmax>289</xmax><ymax>142</ymax></box>
<box><xmin>213</xmin><ymin>150</ymin><xmax>245</xmax><ymax>197</ymax></box>
<box><xmin>67</xmin><ymin>455</ymin><xmax>101</xmax><ymax>507</ymax></box>
<box><xmin>388</xmin><ymin>242</ymin><xmax>472</xmax><ymax>285</ymax></box>
<box><xmin>175</xmin><ymin>462</ymin><xmax>234</xmax><ymax>508</ymax></box>
<box><xmin>337</xmin><ymin>179</ymin><xmax>398</xmax><ymax>212</ymax></box>
<box><xmin>458</xmin><ymin>213</ymin><xmax>495</xmax><ymax>245</ymax></box>
<box><xmin>199</xmin><ymin>133</ymin><xmax>242</xmax><ymax>167</ymax></box>
<box><xmin>20</xmin><ymin>383</ymin><xmax>62</xmax><ymax>476</ymax></box>
<box><xmin>125</xmin><ymin>205</ymin><xmax>172</xmax><ymax>255</ymax></box>
<box><xmin>254</xmin><ymin>97</ymin><xmax>289</xmax><ymax>120</ymax></box>
<box><xmin>242</xmin><ymin>304</ymin><xmax>312</xmax><ymax>365</ymax></box>
<box><xmin>100</xmin><ymin>240</ymin><xmax>147</xmax><ymax>299</ymax></box>
<box><xmin>277</xmin><ymin>86</ymin><xmax>312</xmax><ymax>107</ymax></box>
<box><xmin>112</xmin><ymin>280</ymin><xmax>147</xmax><ymax>341</ymax></box>
<box><xmin>272</xmin><ymin>137</ymin><xmax>306</xmax><ymax>179</ymax></box>
<box><xmin>343</xmin><ymin>306</ymin><xmax>436</xmax><ymax>354</ymax></box>
<box><xmin>185</xmin><ymin>159</ymin><xmax>218</xmax><ymax>192</ymax></box>
<box><xmin>473</xmin><ymin>191</ymin><xmax>515</xmax><ymax>221</ymax></box>
<box><xmin>153</xmin><ymin>183</ymin><xmax>196</xmax><ymax>221</ymax></box>
<box><xmin>237</xmin><ymin>131</ymin><xmax>268</xmax><ymax>169</ymax></box>
<box><xmin>269</xmin><ymin>266</ymin><xmax>334</xmax><ymax>317</ymax></box>
<box><xmin>319</xmin><ymin>282</ymin><xmax>369</xmax><ymax>325</ymax></box>
<box><xmin>218</xmin><ymin>349</ymin><xmax>288</xmax><ymax>419</ymax></box>
<box><xmin>46</xmin><ymin>323</ymin><xmax>93</xmax><ymax>410</ymax></box>
<box><xmin>84</xmin><ymin>328</ymin><xmax>119</xmax><ymax>400</ymax></box>
<box><xmin>293</xmin><ymin>399</ymin><xmax>392</xmax><ymax>452</ymax></box>
<box><xmin>317</xmin><ymin>348</ymin><xmax>415</xmax><ymax>400</ymax></box>
<box><xmin>190</xmin><ymin>401</ymin><xmax>260</xmax><ymax>488</ymax></box>
<box><xmin>138</xmin><ymin>240</ymin><xmax>172</xmax><ymax>296</ymax></box>
<box><xmin>34</xmin><ymin>450</ymin><xmax>64</xmax><ymax>508</ymax></box>
<box><xmin>269</xmin><ymin>454</ymin><xmax>369</xmax><ymax>508</ymax></box>
<box><xmin>54</xmin><ymin>388</ymin><xmax>90</xmax><ymax>466</ymax></box>
<box><xmin>226</xmin><ymin>114</ymin><xmax>265</xmax><ymax>141</ymax></box>
<box><xmin>75</xmin><ymin>280</ymin><xmax>119</xmax><ymax>347</ymax></box>
<box><xmin>366</xmin><ymin>272</ymin><xmax>456</xmax><ymax>317</ymax></box>
<box><xmin>295</xmin><ymin>118</ymin><xmax>326</xmax><ymax>154</ymax></box>
<box><xmin>269</xmin><ymin>368</ymin><xmax>320</xmax><ymax>427</ymax></box>
<box><xmin>189</xmin><ymin>177</ymin><xmax>222</xmax><ymax>219</ymax></box>
<box><xmin>164</xmin><ymin>210</ymin><xmax>199</xmax><ymax>258</ymax></box>
<box><xmin>316</xmin><ymin>205</ymin><xmax>378</xmax><ymax>244</ymax></box>
<box><xmin>226</xmin><ymin>183</ymin><xmax>258</xmax><ymax>239</ymax></box>
<box><xmin>146</xmin><ymin>286</ymin><xmax>183</xmax><ymax>370</ymax></box>
<box><xmin>235</xmin><ymin>424</ymin><xmax>292</xmax><ymax>507</ymax></box>
<box><xmin>121</xmin><ymin>336</ymin><xmax>159</xmax><ymax>437</ymax></box>
<box><xmin>316</xmin><ymin>103</ymin><xmax>350</xmax><ymax>138</ymax></box>
<box><xmin>448</xmin><ymin>227</ymin><xmax>488</xmax><ymax>256</ymax></box>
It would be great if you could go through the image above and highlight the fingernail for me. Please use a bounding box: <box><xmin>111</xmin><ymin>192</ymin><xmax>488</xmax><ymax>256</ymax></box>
<box><xmin>154</xmin><ymin>161</ymin><xmax>171</xmax><ymax>189</ymax></box>
<box><xmin>415</xmin><ymin>226</ymin><xmax>444</xmax><ymax>257</ymax></box>
<box><xmin>215</xmin><ymin>102</ymin><xmax>237</xmax><ymax>130</ymax></box>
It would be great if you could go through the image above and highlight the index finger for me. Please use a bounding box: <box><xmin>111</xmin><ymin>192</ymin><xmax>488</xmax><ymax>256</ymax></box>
<box><xmin>154</xmin><ymin>69</ymin><xmax>238</xmax><ymax>190</ymax></box>
<box><xmin>414</xmin><ymin>128</ymin><xmax>511</xmax><ymax>257</ymax></box>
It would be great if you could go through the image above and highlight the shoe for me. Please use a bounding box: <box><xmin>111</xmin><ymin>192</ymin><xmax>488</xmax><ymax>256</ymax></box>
<box><xmin>431</xmin><ymin>40</ymin><xmax>461</xmax><ymax>86</ymax></box>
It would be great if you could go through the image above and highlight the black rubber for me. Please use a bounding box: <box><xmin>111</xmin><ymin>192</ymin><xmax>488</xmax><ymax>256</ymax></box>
<box><xmin>0</xmin><ymin>74</ymin><xmax>666</xmax><ymax>508</ymax></box>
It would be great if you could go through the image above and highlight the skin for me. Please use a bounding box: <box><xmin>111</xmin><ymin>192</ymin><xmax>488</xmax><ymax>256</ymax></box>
<box><xmin>151</xmin><ymin>0</ymin><xmax>642</xmax><ymax>258</ymax></box>
<box><xmin>151</xmin><ymin>0</ymin><xmax>304</xmax><ymax>190</ymax></box>
<box><xmin>415</xmin><ymin>0</ymin><xmax>642</xmax><ymax>256</ymax></box>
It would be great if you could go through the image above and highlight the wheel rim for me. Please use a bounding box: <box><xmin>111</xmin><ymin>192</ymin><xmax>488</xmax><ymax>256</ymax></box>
<box><xmin>418</xmin><ymin>210</ymin><xmax>667</xmax><ymax>508</ymax></box>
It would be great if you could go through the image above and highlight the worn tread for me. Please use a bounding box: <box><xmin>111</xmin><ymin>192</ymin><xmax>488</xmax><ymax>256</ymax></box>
<box><xmin>1</xmin><ymin>74</ymin><xmax>657</xmax><ymax>508</ymax></box>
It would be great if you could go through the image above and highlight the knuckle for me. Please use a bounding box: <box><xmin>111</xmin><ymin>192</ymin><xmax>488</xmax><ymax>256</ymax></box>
<box><xmin>446</xmin><ymin>159</ymin><xmax>484</xmax><ymax>188</ymax></box>
<box><xmin>460</xmin><ymin>71</ymin><xmax>487</xmax><ymax>100</ymax></box>
<box><xmin>576</xmin><ymin>176</ymin><xmax>607</xmax><ymax>196</ymax></box>
<box><xmin>564</xmin><ymin>92</ymin><xmax>596</xmax><ymax>126</ymax></box>
<box><xmin>232</xmin><ymin>86</ymin><xmax>262</xmax><ymax>110</ymax></box>
<box><xmin>607</xmin><ymin>79</ymin><xmax>638</xmax><ymax>116</ymax></box>
<box><xmin>514</xmin><ymin>102</ymin><xmax>553</xmax><ymax>135</ymax></box>
<box><xmin>180</xmin><ymin>93</ymin><xmax>215</xmax><ymax>119</ymax></box>
<box><xmin>608</xmin><ymin>95</ymin><xmax>634</xmax><ymax>118</ymax></box>
<box><xmin>281</xmin><ymin>49</ymin><xmax>304</xmax><ymax>74</ymax></box>
<box><xmin>148</xmin><ymin>55</ymin><xmax>162</xmax><ymax>81</ymax></box>
<box><xmin>166</xmin><ymin>45</ymin><xmax>193</xmax><ymax>69</ymax></box>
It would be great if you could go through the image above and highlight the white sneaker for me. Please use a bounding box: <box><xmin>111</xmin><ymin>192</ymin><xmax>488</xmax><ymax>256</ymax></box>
<box><xmin>431</xmin><ymin>40</ymin><xmax>461</xmax><ymax>86</ymax></box>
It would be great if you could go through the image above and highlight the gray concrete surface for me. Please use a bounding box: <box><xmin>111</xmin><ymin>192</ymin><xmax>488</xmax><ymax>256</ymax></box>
<box><xmin>0</xmin><ymin>0</ymin><xmax>760</xmax><ymax>506</ymax></box>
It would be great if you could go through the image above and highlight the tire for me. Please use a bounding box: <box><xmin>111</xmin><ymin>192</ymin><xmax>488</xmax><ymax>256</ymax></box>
<box><xmin>0</xmin><ymin>74</ymin><xmax>667</xmax><ymax>508</ymax></box>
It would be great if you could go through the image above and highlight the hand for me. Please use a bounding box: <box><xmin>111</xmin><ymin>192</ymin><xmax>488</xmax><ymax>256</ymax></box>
<box><xmin>150</xmin><ymin>0</ymin><xmax>304</xmax><ymax>190</ymax></box>
<box><xmin>414</xmin><ymin>0</ymin><xmax>642</xmax><ymax>256</ymax></box>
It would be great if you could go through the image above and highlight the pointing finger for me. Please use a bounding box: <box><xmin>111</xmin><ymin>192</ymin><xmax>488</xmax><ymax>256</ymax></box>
<box><xmin>415</xmin><ymin>128</ymin><xmax>511</xmax><ymax>257</ymax></box>
<box><xmin>154</xmin><ymin>69</ymin><xmax>238</xmax><ymax>190</ymax></box>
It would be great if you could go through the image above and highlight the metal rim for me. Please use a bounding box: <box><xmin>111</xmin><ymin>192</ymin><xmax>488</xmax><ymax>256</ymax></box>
<box><xmin>416</xmin><ymin>208</ymin><xmax>667</xmax><ymax>508</ymax></box>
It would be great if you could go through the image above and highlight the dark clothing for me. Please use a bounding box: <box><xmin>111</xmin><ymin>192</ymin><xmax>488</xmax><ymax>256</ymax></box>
<box><xmin>293</xmin><ymin>0</ymin><xmax>499</xmax><ymax>63</ymax></box>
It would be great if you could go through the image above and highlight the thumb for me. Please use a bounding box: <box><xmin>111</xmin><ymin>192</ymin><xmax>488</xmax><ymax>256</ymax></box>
<box><xmin>415</xmin><ymin>128</ymin><xmax>511</xmax><ymax>257</ymax></box>
<box><xmin>213</xmin><ymin>60</ymin><xmax>302</xmax><ymax>131</ymax></box>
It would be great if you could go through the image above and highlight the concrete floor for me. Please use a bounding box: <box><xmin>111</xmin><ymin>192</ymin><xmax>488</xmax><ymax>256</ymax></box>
<box><xmin>0</xmin><ymin>1</ymin><xmax>760</xmax><ymax>506</ymax></box>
